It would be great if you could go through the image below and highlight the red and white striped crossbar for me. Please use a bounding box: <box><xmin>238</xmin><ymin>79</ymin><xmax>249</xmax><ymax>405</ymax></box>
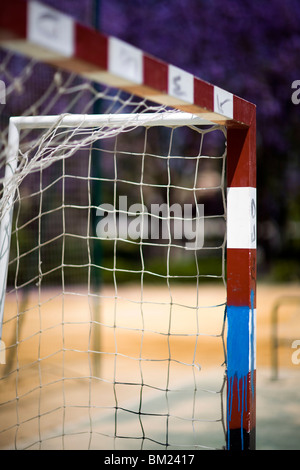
<box><xmin>0</xmin><ymin>0</ymin><xmax>255</xmax><ymax>127</ymax></box>
<box><xmin>0</xmin><ymin>0</ymin><xmax>257</xmax><ymax>450</ymax></box>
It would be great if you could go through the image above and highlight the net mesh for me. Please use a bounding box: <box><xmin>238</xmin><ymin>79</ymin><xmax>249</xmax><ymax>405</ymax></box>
<box><xmin>0</xmin><ymin>47</ymin><xmax>227</xmax><ymax>450</ymax></box>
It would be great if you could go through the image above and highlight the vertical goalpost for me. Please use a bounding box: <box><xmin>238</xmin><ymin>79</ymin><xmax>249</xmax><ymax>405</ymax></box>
<box><xmin>0</xmin><ymin>0</ymin><xmax>256</xmax><ymax>451</ymax></box>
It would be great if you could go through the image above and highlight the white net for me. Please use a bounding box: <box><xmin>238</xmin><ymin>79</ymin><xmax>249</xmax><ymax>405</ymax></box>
<box><xmin>0</xmin><ymin>47</ymin><xmax>227</xmax><ymax>450</ymax></box>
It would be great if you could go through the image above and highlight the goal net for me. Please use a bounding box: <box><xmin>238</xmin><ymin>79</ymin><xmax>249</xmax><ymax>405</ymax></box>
<box><xmin>0</xmin><ymin>0</ymin><xmax>256</xmax><ymax>452</ymax></box>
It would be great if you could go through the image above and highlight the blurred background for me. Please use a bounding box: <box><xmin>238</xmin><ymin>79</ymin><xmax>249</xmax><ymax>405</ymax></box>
<box><xmin>1</xmin><ymin>0</ymin><xmax>300</xmax><ymax>450</ymax></box>
<box><xmin>37</xmin><ymin>0</ymin><xmax>300</xmax><ymax>284</ymax></box>
<box><xmin>36</xmin><ymin>0</ymin><xmax>300</xmax><ymax>450</ymax></box>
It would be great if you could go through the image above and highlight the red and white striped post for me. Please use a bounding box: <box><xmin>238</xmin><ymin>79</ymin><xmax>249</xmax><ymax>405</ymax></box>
<box><xmin>227</xmin><ymin>116</ymin><xmax>257</xmax><ymax>450</ymax></box>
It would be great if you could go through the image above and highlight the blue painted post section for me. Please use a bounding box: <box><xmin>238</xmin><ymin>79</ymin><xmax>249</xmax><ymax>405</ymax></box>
<box><xmin>227</xmin><ymin>298</ymin><xmax>256</xmax><ymax>449</ymax></box>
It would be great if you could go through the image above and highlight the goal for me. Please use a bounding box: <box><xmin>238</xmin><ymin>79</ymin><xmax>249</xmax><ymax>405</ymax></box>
<box><xmin>0</xmin><ymin>0</ymin><xmax>256</xmax><ymax>451</ymax></box>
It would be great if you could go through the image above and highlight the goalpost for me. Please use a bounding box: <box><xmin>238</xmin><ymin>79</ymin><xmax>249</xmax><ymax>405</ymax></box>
<box><xmin>0</xmin><ymin>0</ymin><xmax>256</xmax><ymax>451</ymax></box>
